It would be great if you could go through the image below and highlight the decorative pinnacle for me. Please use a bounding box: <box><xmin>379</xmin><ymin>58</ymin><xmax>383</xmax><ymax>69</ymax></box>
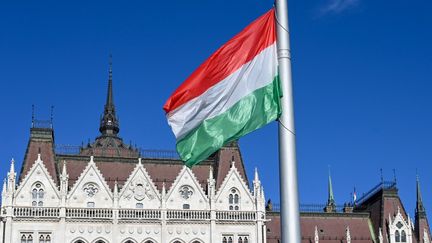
<box><xmin>9</xmin><ymin>158</ymin><xmax>15</xmax><ymax>174</ymax></box>
<box><xmin>208</xmin><ymin>166</ymin><xmax>214</xmax><ymax>180</ymax></box>
<box><xmin>61</xmin><ymin>160</ymin><xmax>67</xmax><ymax>176</ymax></box>
<box><xmin>254</xmin><ymin>167</ymin><xmax>260</xmax><ymax>182</ymax></box>
<box><xmin>114</xmin><ymin>180</ymin><xmax>119</xmax><ymax>197</ymax></box>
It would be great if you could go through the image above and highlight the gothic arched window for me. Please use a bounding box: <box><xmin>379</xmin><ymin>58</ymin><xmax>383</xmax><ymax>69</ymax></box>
<box><xmin>32</xmin><ymin>183</ymin><xmax>44</xmax><ymax>207</ymax></box>
<box><xmin>396</xmin><ymin>230</ymin><xmax>401</xmax><ymax>242</ymax></box>
<box><xmin>401</xmin><ymin>230</ymin><xmax>407</xmax><ymax>242</ymax></box>
<box><xmin>229</xmin><ymin>188</ymin><xmax>240</xmax><ymax>211</ymax></box>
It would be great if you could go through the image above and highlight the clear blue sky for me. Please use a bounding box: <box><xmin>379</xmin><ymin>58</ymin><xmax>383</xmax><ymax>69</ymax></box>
<box><xmin>1</xmin><ymin>0</ymin><xmax>431</xmax><ymax>219</ymax></box>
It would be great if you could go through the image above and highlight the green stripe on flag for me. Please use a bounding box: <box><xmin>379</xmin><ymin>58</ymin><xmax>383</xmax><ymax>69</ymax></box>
<box><xmin>177</xmin><ymin>75</ymin><xmax>282</xmax><ymax>167</ymax></box>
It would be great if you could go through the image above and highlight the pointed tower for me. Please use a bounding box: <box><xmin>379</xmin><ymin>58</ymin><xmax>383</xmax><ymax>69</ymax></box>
<box><xmin>99</xmin><ymin>55</ymin><xmax>120</xmax><ymax>137</ymax></box>
<box><xmin>325</xmin><ymin>168</ymin><xmax>336</xmax><ymax>213</ymax></box>
<box><xmin>79</xmin><ymin>56</ymin><xmax>139</xmax><ymax>158</ymax></box>
<box><xmin>416</xmin><ymin>175</ymin><xmax>426</xmax><ymax>218</ymax></box>
<box><xmin>415</xmin><ymin>175</ymin><xmax>430</xmax><ymax>241</ymax></box>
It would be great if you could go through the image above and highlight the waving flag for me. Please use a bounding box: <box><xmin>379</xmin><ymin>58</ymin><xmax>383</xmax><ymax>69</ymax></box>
<box><xmin>163</xmin><ymin>9</ymin><xmax>281</xmax><ymax>167</ymax></box>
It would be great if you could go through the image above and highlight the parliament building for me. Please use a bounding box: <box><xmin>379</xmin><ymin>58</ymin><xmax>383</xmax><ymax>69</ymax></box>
<box><xmin>0</xmin><ymin>65</ymin><xmax>430</xmax><ymax>243</ymax></box>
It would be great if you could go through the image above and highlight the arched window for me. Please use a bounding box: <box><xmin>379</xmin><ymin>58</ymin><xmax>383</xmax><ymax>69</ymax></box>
<box><xmin>28</xmin><ymin>235</ymin><xmax>33</xmax><ymax>243</ymax></box>
<box><xmin>244</xmin><ymin>237</ymin><xmax>248</xmax><ymax>243</ymax></box>
<box><xmin>238</xmin><ymin>237</ymin><xmax>243</xmax><ymax>243</ymax></box>
<box><xmin>21</xmin><ymin>235</ymin><xmax>26</xmax><ymax>243</ymax></box>
<box><xmin>228</xmin><ymin>237</ymin><xmax>233</xmax><ymax>243</ymax></box>
<box><xmin>32</xmin><ymin>183</ymin><xmax>44</xmax><ymax>207</ymax></box>
<box><xmin>401</xmin><ymin>230</ymin><xmax>407</xmax><ymax>242</ymax></box>
<box><xmin>74</xmin><ymin>241</ymin><xmax>85</xmax><ymax>243</ymax></box>
<box><xmin>39</xmin><ymin>235</ymin><xmax>45</xmax><ymax>243</ymax></box>
<box><xmin>45</xmin><ymin>236</ymin><xmax>51</xmax><ymax>243</ymax></box>
<box><xmin>229</xmin><ymin>188</ymin><xmax>240</xmax><ymax>211</ymax></box>
<box><xmin>395</xmin><ymin>230</ymin><xmax>401</xmax><ymax>242</ymax></box>
<box><xmin>144</xmin><ymin>241</ymin><xmax>154</xmax><ymax>243</ymax></box>
<box><xmin>173</xmin><ymin>241</ymin><xmax>182</xmax><ymax>243</ymax></box>
<box><xmin>223</xmin><ymin>237</ymin><xmax>227</xmax><ymax>243</ymax></box>
<box><xmin>95</xmin><ymin>240</ymin><xmax>106</xmax><ymax>243</ymax></box>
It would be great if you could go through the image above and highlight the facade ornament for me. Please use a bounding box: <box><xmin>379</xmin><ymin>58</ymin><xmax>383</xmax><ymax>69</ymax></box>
<box><xmin>83</xmin><ymin>183</ymin><xmax>99</xmax><ymax>197</ymax></box>
<box><xmin>124</xmin><ymin>179</ymin><xmax>154</xmax><ymax>201</ymax></box>
<box><xmin>179</xmin><ymin>185</ymin><xmax>194</xmax><ymax>200</ymax></box>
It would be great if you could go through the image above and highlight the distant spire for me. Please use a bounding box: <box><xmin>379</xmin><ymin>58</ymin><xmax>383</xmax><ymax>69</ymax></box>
<box><xmin>99</xmin><ymin>54</ymin><xmax>120</xmax><ymax>136</ymax></box>
<box><xmin>325</xmin><ymin>166</ymin><xmax>336</xmax><ymax>212</ymax></box>
<box><xmin>416</xmin><ymin>174</ymin><xmax>426</xmax><ymax>217</ymax></box>
<box><xmin>327</xmin><ymin>167</ymin><xmax>335</xmax><ymax>206</ymax></box>
<box><xmin>107</xmin><ymin>54</ymin><xmax>113</xmax><ymax>106</ymax></box>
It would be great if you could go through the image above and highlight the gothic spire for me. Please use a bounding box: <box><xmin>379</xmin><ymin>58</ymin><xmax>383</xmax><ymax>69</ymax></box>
<box><xmin>99</xmin><ymin>54</ymin><xmax>120</xmax><ymax>136</ymax></box>
<box><xmin>416</xmin><ymin>174</ymin><xmax>426</xmax><ymax>217</ymax></box>
<box><xmin>327</xmin><ymin>168</ymin><xmax>335</xmax><ymax>206</ymax></box>
<box><xmin>325</xmin><ymin>167</ymin><xmax>336</xmax><ymax>212</ymax></box>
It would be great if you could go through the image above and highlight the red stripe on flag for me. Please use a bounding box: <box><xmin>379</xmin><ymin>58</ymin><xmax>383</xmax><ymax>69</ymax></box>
<box><xmin>163</xmin><ymin>8</ymin><xmax>276</xmax><ymax>114</ymax></box>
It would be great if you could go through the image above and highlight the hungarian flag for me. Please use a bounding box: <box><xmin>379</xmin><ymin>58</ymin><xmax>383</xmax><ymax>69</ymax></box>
<box><xmin>163</xmin><ymin>9</ymin><xmax>281</xmax><ymax>167</ymax></box>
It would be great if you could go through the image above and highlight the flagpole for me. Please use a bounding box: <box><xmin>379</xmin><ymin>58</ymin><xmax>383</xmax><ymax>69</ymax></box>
<box><xmin>275</xmin><ymin>0</ymin><xmax>302</xmax><ymax>242</ymax></box>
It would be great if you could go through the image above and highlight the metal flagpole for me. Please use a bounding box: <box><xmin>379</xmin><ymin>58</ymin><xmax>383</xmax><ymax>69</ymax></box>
<box><xmin>275</xmin><ymin>0</ymin><xmax>302</xmax><ymax>242</ymax></box>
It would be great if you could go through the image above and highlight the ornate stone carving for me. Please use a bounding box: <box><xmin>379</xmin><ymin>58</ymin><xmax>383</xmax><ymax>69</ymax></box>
<box><xmin>83</xmin><ymin>183</ymin><xmax>99</xmax><ymax>197</ymax></box>
<box><xmin>124</xmin><ymin>178</ymin><xmax>155</xmax><ymax>201</ymax></box>
<box><xmin>179</xmin><ymin>185</ymin><xmax>194</xmax><ymax>199</ymax></box>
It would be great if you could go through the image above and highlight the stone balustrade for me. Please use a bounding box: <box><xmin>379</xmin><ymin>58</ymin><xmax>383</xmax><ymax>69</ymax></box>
<box><xmin>13</xmin><ymin>207</ymin><xmax>60</xmax><ymax>218</ymax></box>
<box><xmin>10</xmin><ymin>207</ymin><xmax>258</xmax><ymax>222</ymax></box>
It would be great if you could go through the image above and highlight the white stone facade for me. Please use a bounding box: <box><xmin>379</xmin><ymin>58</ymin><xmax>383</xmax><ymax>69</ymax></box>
<box><xmin>0</xmin><ymin>154</ymin><xmax>267</xmax><ymax>243</ymax></box>
<box><xmin>388</xmin><ymin>208</ymin><xmax>413</xmax><ymax>243</ymax></box>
